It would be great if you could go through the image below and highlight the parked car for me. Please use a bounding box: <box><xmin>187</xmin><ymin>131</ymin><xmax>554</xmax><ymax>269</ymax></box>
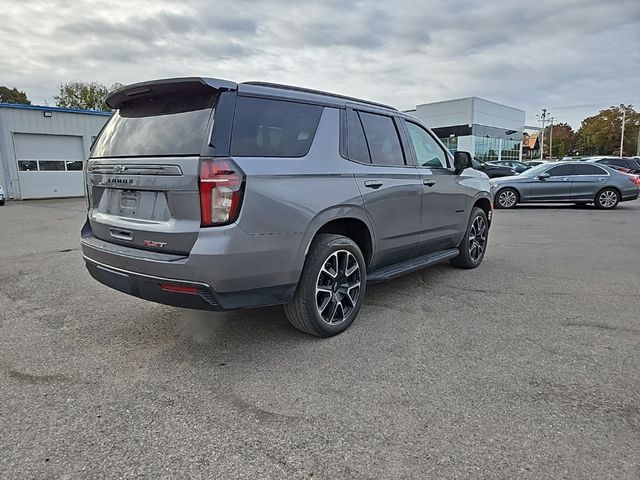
<box><xmin>490</xmin><ymin>160</ymin><xmax>531</xmax><ymax>173</ymax></box>
<box><xmin>471</xmin><ymin>158</ymin><xmax>517</xmax><ymax>178</ymax></box>
<box><xmin>491</xmin><ymin>162</ymin><xmax>640</xmax><ymax>209</ymax></box>
<box><xmin>524</xmin><ymin>160</ymin><xmax>550</xmax><ymax>167</ymax></box>
<box><xmin>578</xmin><ymin>156</ymin><xmax>607</xmax><ymax>162</ymax></box>
<box><xmin>0</xmin><ymin>185</ymin><xmax>5</xmax><ymax>205</ymax></box>
<box><xmin>81</xmin><ymin>77</ymin><xmax>493</xmax><ymax>337</ymax></box>
<box><xmin>589</xmin><ymin>157</ymin><xmax>640</xmax><ymax>175</ymax></box>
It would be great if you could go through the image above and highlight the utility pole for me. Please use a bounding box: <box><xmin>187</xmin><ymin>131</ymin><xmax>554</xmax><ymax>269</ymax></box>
<box><xmin>548</xmin><ymin>116</ymin><xmax>556</xmax><ymax>159</ymax></box>
<box><xmin>637</xmin><ymin>101</ymin><xmax>640</xmax><ymax>156</ymax></box>
<box><xmin>537</xmin><ymin>109</ymin><xmax>548</xmax><ymax>160</ymax></box>
<box><xmin>619</xmin><ymin>108</ymin><xmax>626</xmax><ymax>158</ymax></box>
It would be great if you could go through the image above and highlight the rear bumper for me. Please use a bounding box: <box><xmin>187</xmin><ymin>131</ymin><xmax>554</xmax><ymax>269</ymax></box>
<box><xmin>621</xmin><ymin>190</ymin><xmax>639</xmax><ymax>202</ymax></box>
<box><xmin>84</xmin><ymin>257</ymin><xmax>295</xmax><ymax>311</ymax></box>
<box><xmin>85</xmin><ymin>257</ymin><xmax>221</xmax><ymax>310</ymax></box>
<box><xmin>80</xmin><ymin>219</ymin><xmax>300</xmax><ymax>311</ymax></box>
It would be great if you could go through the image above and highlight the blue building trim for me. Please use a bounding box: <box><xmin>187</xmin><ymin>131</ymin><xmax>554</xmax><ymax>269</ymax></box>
<box><xmin>0</xmin><ymin>103</ymin><xmax>112</xmax><ymax>117</ymax></box>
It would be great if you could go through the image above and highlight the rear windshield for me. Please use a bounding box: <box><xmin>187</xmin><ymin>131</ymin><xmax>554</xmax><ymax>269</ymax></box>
<box><xmin>91</xmin><ymin>92</ymin><xmax>215</xmax><ymax>158</ymax></box>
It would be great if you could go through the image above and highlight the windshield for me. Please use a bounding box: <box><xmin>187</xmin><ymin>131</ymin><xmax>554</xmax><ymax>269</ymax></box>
<box><xmin>91</xmin><ymin>92</ymin><xmax>215</xmax><ymax>158</ymax></box>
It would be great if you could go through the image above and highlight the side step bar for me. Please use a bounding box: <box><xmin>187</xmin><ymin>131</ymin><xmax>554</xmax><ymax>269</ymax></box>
<box><xmin>367</xmin><ymin>248</ymin><xmax>459</xmax><ymax>283</ymax></box>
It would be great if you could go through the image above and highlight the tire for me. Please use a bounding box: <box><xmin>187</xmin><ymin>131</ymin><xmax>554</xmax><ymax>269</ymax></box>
<box><xmin>495</xmin><ymin>188</ymin><xmax>518</xmax><ymax>209</ymax></box>
<box><xmin>450</xmin><ymin>207</ymin><xmax>489</xmax><ymax>269</ymax></box>
<box><xmin>0</xmin><ymin>200</ymin><xmax>4</xmax><ymax>206</ymax></box>
<box><xmin>284</xmin><ymin>234</ymin><xmax>366</xmax><ymax>337</ymax></box>
<box><xmin>594</xmin><ymin>188</ymin><xmax>620</xmax><ymax>209</ymax></box>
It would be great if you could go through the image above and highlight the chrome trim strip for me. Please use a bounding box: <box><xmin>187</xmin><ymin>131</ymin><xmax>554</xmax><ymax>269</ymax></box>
<box><xmin>83</xmin><ymin>255</ymin><xmax>210</xmax><ymax>288</ymax></box>
<box><xmin>88</xmin><ymin>164</ymin><xmax>183</xmax><ymax>176</ymax></box>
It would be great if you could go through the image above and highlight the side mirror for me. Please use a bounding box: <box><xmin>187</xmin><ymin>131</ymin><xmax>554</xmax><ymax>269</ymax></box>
<box><xmin>537</xmin><ymin>172</ymin><xmax>550</xmax><ymax>180</ymax></box>
<box><xmin>453</xmin><ymin>151</ymin><xmax>472</xmax><ymax>173</ymax></box>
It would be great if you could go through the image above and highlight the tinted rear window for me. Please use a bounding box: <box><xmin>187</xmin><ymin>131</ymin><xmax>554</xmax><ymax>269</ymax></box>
<box><xmin>358</xmin><ymin>111</ymin><xmax>405</xmax><ymax>166</ymax></box>
<box><xmin>230</xmin><ymin>97</ymin><xmax>323</xmax><ymax>157</ymax></box>
<box><xmin>574</xmin><ymin>164</ymin><xmax>607</xmax><ymax>175</ymax></box>
<box><xmin>91</xmin><ymin>92</ymin><xmax>215</xmax><ymax>158</ymax></box>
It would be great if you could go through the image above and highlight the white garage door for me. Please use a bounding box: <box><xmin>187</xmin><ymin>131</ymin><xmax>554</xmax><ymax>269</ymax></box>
<box><xmin>15</xmin><ymin>133</ymin><xmax>85</xmax><ymax>199</ymax></box>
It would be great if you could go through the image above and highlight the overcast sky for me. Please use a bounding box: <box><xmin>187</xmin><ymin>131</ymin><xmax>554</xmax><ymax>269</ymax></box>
<box><xmin>2</xmin><ymin>0</ymin><xmax>639</xmax><ymax>128</ymax></box>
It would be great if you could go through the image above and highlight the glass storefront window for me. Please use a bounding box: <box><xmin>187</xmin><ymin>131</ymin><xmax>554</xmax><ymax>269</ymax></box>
<box><xmin>439</xmin><ymin>136</ymin><xmax>458</xmax><ymax>153</ymax></box>
<box><xmin>474</xmin><ymin>136</ymin><xmax>520</xmax><ymax>161</ymax></box>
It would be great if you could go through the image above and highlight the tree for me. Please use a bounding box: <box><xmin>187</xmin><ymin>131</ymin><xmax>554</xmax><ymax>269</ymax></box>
<box><xmin>0</xmin><ymin>86</ymin><xmax>31</xmax><ymax>104</ymax></box>
<box><xmin>576</xmin><ymin>105</ymin><xmax>640</xmax><ymax>156</ymax></box>
<box><xmin>54</xmin><ymin>81</ymin><xmax>123</xmax><ymax>111</ymax></box>
<box><xmin>543</xmin><ymin>122</ymin><xmax>575</xmax><ymax>158</ymax></box>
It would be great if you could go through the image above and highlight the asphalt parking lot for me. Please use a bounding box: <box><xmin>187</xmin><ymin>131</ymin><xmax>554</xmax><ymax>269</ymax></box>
<box><xmin>1</xmin><ymin>198</ymin><xmax>639</xmax><ymax>479</ymax></box>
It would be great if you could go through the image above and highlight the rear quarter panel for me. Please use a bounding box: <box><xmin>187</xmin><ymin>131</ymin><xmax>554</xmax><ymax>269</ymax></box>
<box><xmin>231</xmin><ymin>107</ymin><xmax>367</xmax><ymax>284</ymax></box>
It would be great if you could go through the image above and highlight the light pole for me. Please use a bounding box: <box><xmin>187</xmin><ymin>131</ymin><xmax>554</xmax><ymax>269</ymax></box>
<box><xmin>537</xmin><ymin>109</ymin><xmax>548</xmax><ymax>160</ymax></box>
<box><xmin>620</xmin><ymin>108</ymin><xmax>626</xmax><ymax>158</ymax></box>
<box><xmin>548</xmin><ymin>116</ymin><xmax>556</xmax><ymax>159</ymax></box>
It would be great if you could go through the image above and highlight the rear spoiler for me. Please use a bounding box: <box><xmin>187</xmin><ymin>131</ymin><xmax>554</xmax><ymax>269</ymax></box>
<box><xmin>106</xmin><ymin>77</ymin><xmax>237</xmax><ymax>110</ymax></box>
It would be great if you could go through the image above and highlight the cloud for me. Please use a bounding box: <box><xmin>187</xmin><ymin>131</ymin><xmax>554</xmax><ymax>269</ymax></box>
<box><xmin>2</xmin><ymin>0</ymin><xmax>639</xmax><ymax>127</ymax></box>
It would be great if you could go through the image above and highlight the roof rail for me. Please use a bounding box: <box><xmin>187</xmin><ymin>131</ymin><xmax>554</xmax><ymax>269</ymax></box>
<box><xmin>242</xmin><ymin>81</ymin><xmax>398</xmax><ymax>111</ymax></box>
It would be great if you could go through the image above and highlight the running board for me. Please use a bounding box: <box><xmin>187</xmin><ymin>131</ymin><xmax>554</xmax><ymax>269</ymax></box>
<box><xmin>367</xmin><ymin>248</ymin><xmax>459</xmax><ymax>283</ymax></box>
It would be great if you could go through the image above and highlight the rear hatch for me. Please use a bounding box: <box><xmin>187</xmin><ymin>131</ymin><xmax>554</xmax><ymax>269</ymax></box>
<box><xmin>86</xmin><ymin>78</ymin><xmax>234</xmax><ymax>255</ymax></box>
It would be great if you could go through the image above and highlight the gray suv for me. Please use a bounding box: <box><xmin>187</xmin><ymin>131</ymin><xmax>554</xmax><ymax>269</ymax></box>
<box><xmin>81</xmin><ymin>77</ymin><xmax>492</xmax><ymax>337</ymax></box>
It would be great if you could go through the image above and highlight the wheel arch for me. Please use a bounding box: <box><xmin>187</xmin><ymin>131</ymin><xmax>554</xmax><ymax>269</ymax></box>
<box><xmin>596</xmin><ymin>185</ymin><xmax>622</xmax><ymax>199</ymax></box>
<box><xmin>312</xmin><ymin>217</ymin><xmax>373</xmax><ymax>267</ymax></box>
<box><xmin>472</xmin><ymin>195</ymin><xmax>493</xmax><ymax>225</ymax></box>
<box><xmin>294</xmin><ymin>206</ymin><xmax>375</xmax><ymax>281</ymax></box>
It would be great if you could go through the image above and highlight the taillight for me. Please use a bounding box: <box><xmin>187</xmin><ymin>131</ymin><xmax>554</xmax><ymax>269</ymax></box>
<box><xmin>199</xmin><ymin>158</ymin><xmax>245</xmax><ymax>226</ymax></box>
<box><xmin>629</xmin><ymin>175</ymin><xmax>640</xmax><ymax>186</ymax></box>
<box><xmin>83</xmin><ymin>160</ymin><xmax>90</xmax><ymax>211</ymax></box>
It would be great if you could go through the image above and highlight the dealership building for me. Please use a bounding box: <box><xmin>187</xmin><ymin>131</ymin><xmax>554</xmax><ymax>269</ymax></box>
<box><xmin>404</xmin><ymin>97</ymin><xmax>526</xmax><ymax>161</ymax></box>
<box><xmin>0</xmin><ymin>103</ymin><xmax>111</xmax><ymax>200</ymax></box>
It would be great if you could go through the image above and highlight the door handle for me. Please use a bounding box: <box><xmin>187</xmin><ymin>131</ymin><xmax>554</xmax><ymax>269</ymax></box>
<box><xmin>423</xmin><ymin>179</ymin><xmax>436</xmax><ymax>187</ymax></box>
<box><xmin>364</xmin><ymin>180</ymin><xmax>383</xmax><ymax>189</ymax></box>
<box><xmin>562</xmin><ymin>177</ymin><xmax>571</xmax><ymax>181</ymax></box>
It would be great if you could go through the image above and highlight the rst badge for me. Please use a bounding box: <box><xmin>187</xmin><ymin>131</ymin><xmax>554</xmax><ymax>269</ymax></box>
<box><xmin>143</xmin><ymin>240</ymin><xmax>167</xmax><ymax>248</ymax></box>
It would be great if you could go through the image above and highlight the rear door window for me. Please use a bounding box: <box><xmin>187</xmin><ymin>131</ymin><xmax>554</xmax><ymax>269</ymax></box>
<box><xmin>574</xmin><ymin>164</ymin><xmax>607</xmax><ymax>175</ymax></box>
<box><xmin>230</xmin><ymin>97</ymin><xmax>323</xmax><ymax>157</ymax></box>
<box><xmin>358</xmin><ymin>111</ymin><xmax>405</xmax><ymax>166</ymax></box>
<box><xmin>91</xmin><ymin>92</ymin><xmax>215</xmax><ymax>158</ymax></box>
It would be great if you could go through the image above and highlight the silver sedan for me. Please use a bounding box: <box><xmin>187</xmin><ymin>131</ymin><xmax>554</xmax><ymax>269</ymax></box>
<box><xmin>490</xmin><ymin>162</ymin><xmax>640</xmax><ymax>209</ymax></box>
